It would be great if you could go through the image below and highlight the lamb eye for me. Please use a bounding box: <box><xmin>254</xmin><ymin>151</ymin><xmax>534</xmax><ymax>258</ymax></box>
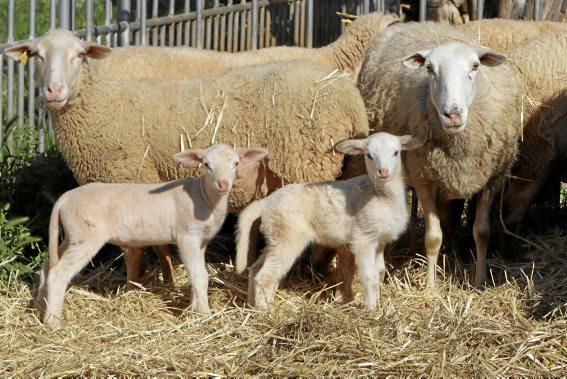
<box><xmin>203</xmin><ymin>162</ymin><xmax>210</xmax><ymax>169</ymax></box>
<box><xmin>472</xmin><ymin>63</ymin><xmax>479</xmax><ymax>71</ymax></box>
<box><xmin>426</xmin><ymin>64</ymin><xmax>434</xmax><ymax>73</ymax></box>
<box><xmin>393</xmin><ymin>151</ymin><xmax>399</xmax><ymax>157</ymax></box>
<box><xmin>235</xmin><ymin>161</ymin><xmax>239</xmax><ymax>166</ymax></box>
<box><xmin>77</xmin><ymin>52</ymin><xmax>86</xmax><ymax>59</ymax></box>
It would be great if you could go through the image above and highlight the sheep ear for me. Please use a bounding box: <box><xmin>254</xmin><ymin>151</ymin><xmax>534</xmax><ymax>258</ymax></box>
<box><xmin>81</xmin><ymin>40</ymin><xmax>111</xmax><ymax>59</ymax></box>
<box><xmin>399</xmin><ymin>135</ymin><xmax>424</xmax><ymax>151</ymax></box>
<box><xmin>335</xmin><ymin>139</ymin><xmax>366</xmax><ymax>155</ymax></box>
<box><xmin>237</xmin><ymin>147</ymin><xmax>269</xmax><ymax>162</ymax></box>
<box><xmin>402</xmin><ymin>50</ymin><xmax>430</xmax><ymax>69</ymax></box>
<box><xmin>4</xmin><ymin>41</ymin><xmax>36</xmax><ymax>62</ymax></box>
<box><xmin>173</xmin><ymin>149</ymin><xmax>206</xmax><ymax>166</ymax></box>
<box><xmin>476</xmin><ymin>48</ymin><xmax>506</xmax><ymax>67</ymax></box>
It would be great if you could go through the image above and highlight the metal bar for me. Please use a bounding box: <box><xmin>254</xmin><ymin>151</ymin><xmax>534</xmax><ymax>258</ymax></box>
<box><xmin>86</xmin><ymin>0</ymin><xmax>93</xmax><ymax>40</ymax></box>
<box><xmin>118</xmin><ymin>0</ymin><xmax>131</xmax><ymax>46</ymax></box>
<box><xmin>60</xmin><ymin>0</ymin><xmax>71</xmax><ymax>29</ymax></box>
<box><xmin>140</xmin><ymin>0</ymin><xmax>147</xmax><ymax>45</ymax></box>
<box><xmin>307</xmin><ymin>0</ymin><xmax>313</xmax><ymax>47</ymax></box>
<box><xmin>152</xmin><ymin>0</ymin><xmax>158</xmax><ymax>45</ymax></box>
<box><xmin>419</xmin><ymin>0</ymin><xmax>426</xmax><ymax>21</ymax></box>
<box><xmin>213</xmin><ymin>0</ymin><xmax>220</xmax><ymax>50</ymax></box>
<box><xmin>227</xmin><ymin>0</ymin><xmax>234</xmax><ymax>51</ymax></box>
<box><xmin>251</xmin><ymin>0</ymin><xmax>259</xmax><ymax>49</ymax></box>
<box><xmin>168</xmin><ymin>0</ymin><xmax>175</xmax><ymax>46</ymax></box>
<box><xmin>6</xmin><ymin>0</ymin><xmax>15</xmax><ymax>146</ymax></box>
<box><xmin>105</xmin><ymin>0</ymin><xmax>112</xmax><ymax>46</ymax></box>
<box><xmin>206</xmin><ymin>6</ymin><xmax>213</xmax><ymax>49</ymax></box>
<box><xmin>28</xmin><ymin>0</ymin><xmax>36</xmax><ymax>131</ymax></box>
<box><xmin>17</xmin><ymin>59</ymin><xmax>25</xmax><ymax>127</ymax></box>
<box><xmin>363</xmin><ymin>0</ymin><xmax>370</xmax><ymax>12</ymax></box>
<box><xmin>220</xmin><ymin>1</ymin><xmax>226</xmax><ymax>51</ymax></box>
<box><xmin>196</xmin><ymin>0</ymin><xmax>203</xmax><ymax>48</ymax></box>
<box><xmin>240</xmin><ymin>0</ymin><xmax>246</xmax><ymax>51</ymax></box>
<box><xmin>477</xmin><ymin>0</ymin><xmax>484</xmax><ymax>20</ymax></box>
<box><xmin>50</xmin><ymin>0</ymin><xmax>56</xmax><ymax>29</ymax></box>
<box><xmin>247</xmin><ymin>1</ymin><xmax>252</xmax><ymax>50</ymax></box>
<box><xmin>135</xmin><ymin>0</ymin><xmax>141</xmax><ymax>45</ymax></box>
<box><xmin>534</xmin><ymin>0</ymin><xmax>541</xmax><ymax>20</ymax></box>
<box><xmin>184</xmin><ymin>0</ymin><xmax>190</xmax><ymax>46</ymax></box>
<box><xmin>71</xmin><ymin>0</ymin><xmax>76</xmax><ymax>30</ymax></box>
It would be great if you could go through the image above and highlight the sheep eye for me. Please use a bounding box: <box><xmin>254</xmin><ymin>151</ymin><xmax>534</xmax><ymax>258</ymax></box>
<box><xmin>203</xmin><ymin>162</ymin><xmax>210</xmax><ymax>169</ymax></box>
<box><xmin>77</xmin><ymin>52</ymin><xmax>86</xmax><ymax>59</ymax></box>
<box><xmin>472</xmin><ymin>63</ymin><xmax>479</xmax><ymax>71</ymax></box>
<box><xmin>393</xmin><ymin>151</ymin><xmax>399</xmax><ymax>157</ymax></box>
<box><xmin>235</xmin><ymin>161</ymin><xmax>239</xmax><ymax>167</ymax></box>
<box><xmin>426</xmin><ymin>65</ymin><xmax>434</xmax><ymax>73</ymax></box>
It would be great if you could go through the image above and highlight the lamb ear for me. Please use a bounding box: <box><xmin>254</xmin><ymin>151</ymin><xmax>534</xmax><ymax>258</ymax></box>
<box><xmin>237</xmin><ymin>147</ymin><xmax>269</xmax><ymax>162</ymax></box>
<box><xmin>335</xmin><ymin>139</ymin><xmax>366</xmax><ymax>155</ymax></box>
<box><xmin>4</xmin><ymin>41</ymin><xmax>36</xmax><ymax>62</ymax></box>
<box><xmin>81</xmin><ymin>40</ymin><xmax>111</xmax><ymax>59</ymax></box>
<box><xmin>399</xmin><ymin>135</ymin><xmax>425</xmax><ymax>151</ymax></box>
<box><xmin>476</xmin><ymin>48</ymin><xmax>506</xmax><ymax>67</ymax></box>
<box><xmin>173</xmin><ymin>149</ymin><xmax>206</xmax><ymax>166</ymax></box>
<box><xmin>402</xmin><ymin>50</ymin><xmax>430</xmax><ymax>69</ymax></box>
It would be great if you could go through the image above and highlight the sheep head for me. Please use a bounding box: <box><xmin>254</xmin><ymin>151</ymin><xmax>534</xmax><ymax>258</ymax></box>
<box><xmin>4</xmin><ymin>30</ymin><xmax>111</xmax><ymax>111</ymax></box>
<box><xmin>402</xmin><ymin>42</ymin><xmax>506</xmax><ymax>134</ymax></box>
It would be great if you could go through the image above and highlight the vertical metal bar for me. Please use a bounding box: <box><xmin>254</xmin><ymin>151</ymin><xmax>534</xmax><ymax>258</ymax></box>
<box><xmin>363</xmin><ymin>0</ymin><xmax>370</xmax><ymax>12</ymax></box>
<box><xmin>50</xmin><ymin>0</ymin><xmax>56</xmax><ymax>29</ymax></box>
<box><xmin>534</xmin><ymin>0</ymin><xmax>541</xmax><ymax>20</ymax></box>
<box><xmin>251</xmin><ymin>0</ymin><xmax>259</xmax><ymax>50</ymax></box>
<box><xmin>140</xmin><ymin>0</ymin><xmax>147</xmax><ymax>45</ymax></box>
<box><xmin>307</xmin><ymin>0</ymin><xmax>313</xmax><ymax>48</ymax></box>
<box><xmin>206</xmin><ymin>6</ymin><xmax>212</xmax><ymax>49</ymax></box>
<box><xmin>29</xmin><ymin>0</ymin><xmax>36</xmax><ymax>134</ymax></box>
<box><xmin>7</xmin><ymin>0</ymin><xmax>15</xmax><ymax>146</ymax></box>
<box><xmin>184</xmin><ymin>0</ymin><xmax>190</xmax><ymax>46</ymax></box>
<box><xmin>213</xmin><ymin>0</ymin><xmax>220</xmax><ymax>51</ymax></box>
<box><xmin>247</xmin><ymin>1</ymin><xmax>253</xmax><ymax>50</ymax></box>
<box><xmin>59</xmin><ymin>0</ymin><xmax>71</xmax><ymax>29</ymax></box>
<box><xmin>419</xmin><ymin>0</ymin><xmax>426</xmax><ymax>21</ymax></box>
<box><xmin>220</xmin><ymin>1</ymin><xmax>227</xmax><ymax>51</ymax></box>
<box><xmin>118</xmin><ymin>0</ymin><xmax>131</xmax><ymax>46</ymax></box>
<box><xmin>477</xmin><ymin>0</ymin><xmax>484</xmax><ymax>20</ymax></box>
<box><xmin>240</xmin><ymin>0</ymin><xmax>246</xmax><ymax>51</ymax></box>
<box><xmin>152</xmin><ymin>0</ymin><xmax>158</xmax><ymax>45</ymax></box>
<box><xmin>18</xmin><ymin>61</ymin><xmax>25</xmax><ymax>128</ymax></box>
<box><xmin>196</xmin><ymin>0</ymin><xmax>203</xmax><ymax>48</ymax></box>
<box><xmin>105</xmin><ymin>0</ymin><xmax>112</xmax><ymax>46</ymax></box>
<box><xmin>259</xmin><ymin>3</ymin><xmax>265</xmax><ymax>49</ymax></box>
<box><xmin>134</xmin><ymin>0</ymin><xmax>141</xmax><ymax>45</ymax></box>
<box><xmin>86</xmin><ymin>0</ymin><xmax>93</xmax><ymax>40</ymax></box>
<box><xmin>168</xmin><ymin>0</ymin><xmax>175</xmax><ymax>46</ymax></box>
<box><xmin>70</xmin><ymin>0</ymin><xmax>76</xmax><ymax>30</ymax></box>
<box><xmin>227</xmin><ymin>0</ymin><xmax>234</xmax><ymax>51</ymax></box>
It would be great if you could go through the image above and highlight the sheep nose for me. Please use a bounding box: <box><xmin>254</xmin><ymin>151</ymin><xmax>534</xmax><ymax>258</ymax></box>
<box><xmin>47</xmin><ymin>83</ymin><xmax>64</xmax><ymax>96</ymax></box>
<box><xmin>217</xmin><ymin>180</ymin><xmax>229</xmax><ymax>192</ymax></box>
<box><xmin>378</xmin><ymin>168</ymin><xmax>390</xmax><ymax>178</ymax></box>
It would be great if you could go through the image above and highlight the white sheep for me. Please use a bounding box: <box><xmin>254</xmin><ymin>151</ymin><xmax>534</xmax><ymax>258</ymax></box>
<box><xmin>38</xmin><ymin>144</ymin><xmax>268</xmax><ymax>325</ymax></box>
<box><xmin>357</xmin><ymin>22</ymin><xmax>521</xmax><ymax>288</ymax></box>
<box><xmin>236</xmin><ymin>133</ymin><xmax>422</xmax><ymax>310</ymax></box>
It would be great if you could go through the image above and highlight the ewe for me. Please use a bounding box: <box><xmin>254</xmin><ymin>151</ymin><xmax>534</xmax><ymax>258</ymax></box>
<box><xmin>236</xmin><ymin>133</ymin><xmax>422</xmax><ymax>310</ymax></box>
<box><xmin>38</xmin><ymin>144</ymin><xmax>267</xmax><ymax>325</ymax></box>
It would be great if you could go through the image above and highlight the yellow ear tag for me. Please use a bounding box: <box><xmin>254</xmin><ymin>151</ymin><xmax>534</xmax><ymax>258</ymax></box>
<box><xmin>341</xmin><ymin>18</ymin><xmax>353</xmax><ymax>24</ymax></box>
<box><xmin>18</xmin><ymin>51</ymin><xmax>28</xmax><ymax>65</ymax></box>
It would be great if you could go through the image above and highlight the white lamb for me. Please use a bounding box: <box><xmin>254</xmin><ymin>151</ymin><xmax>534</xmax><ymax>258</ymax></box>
<box><xmin>236</xmin><ymin>133</ymin><xmax>422</xmax><ymax>310</ymax></box>
<box><xmin>38</xmin><ymin>144</ymin><xmax>268</xmax><ymax>325</ymax></box>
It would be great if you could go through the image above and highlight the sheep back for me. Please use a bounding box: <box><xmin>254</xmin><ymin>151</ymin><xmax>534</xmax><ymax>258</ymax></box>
<box><xmin>358</xmin><ymin>22</ymin><xmax>521</xmax><ymax>198</ymax></box>
<box><xmin>53</xmin><ymin>61</ymin><xmax>369</xmax><ymax>211</ymax></box>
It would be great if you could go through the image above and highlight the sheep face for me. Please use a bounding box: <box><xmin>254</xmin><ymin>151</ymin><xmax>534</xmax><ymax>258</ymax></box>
<box><xmin>402</xmin><ymin>42</ymin><xmax>506</xmax><ymax>134</ymax></box>
<box><xmin>4</xmin><ymin>30</ymin><xmax>110</xmax><ymax>111</ymax></box>
<box><xmin>174</xmin><ymin>144</ymin><xmax>268</xmax><ymax>194</ymax></box>
<box><xmin>336</xmin><ymin>133</ymin><xmax>423</xmax><ymax>182</ymax></box>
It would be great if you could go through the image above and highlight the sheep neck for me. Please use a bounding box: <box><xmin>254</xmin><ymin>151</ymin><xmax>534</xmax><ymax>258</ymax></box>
<box><xmin>199</xmin><ymin>176</ymin><xmax>228</xmax><ymax>212</ymax></box>
<box><xmin>368</xmin><ymin>169</ymin><xmax>406</xmax><ymax>205</ymax></box>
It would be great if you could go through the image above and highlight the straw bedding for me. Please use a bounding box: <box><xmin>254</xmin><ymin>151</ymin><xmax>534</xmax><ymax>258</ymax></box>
<box><xmin>1</xmin><ymin>220</ymin><xmax>565</xmax><ymax>376</ymax></box>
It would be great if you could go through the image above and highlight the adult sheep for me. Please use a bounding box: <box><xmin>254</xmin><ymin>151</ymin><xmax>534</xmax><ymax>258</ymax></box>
<box><xmin>5</xmin><ymin>30</ymin><xmax>368</xmax><ymax>212</ymax></box>
<box><xmin>92</xmin><ymin>12</ymin><xmax>398</xmax><ymax>79</ymax></box>
<box><xmin>357</xmin><ymin>22</ymin><xmax>521</xmax><ymax>288</ymax></box>
<box><xmin>500</xmin><ymin>33</ymin><xmax>567</xmax><ymax>250</ymax></box>
<box><xmin>457</xmin><ymin>19</ymin><xmax>567</xmax><ymax>52</ymax></box>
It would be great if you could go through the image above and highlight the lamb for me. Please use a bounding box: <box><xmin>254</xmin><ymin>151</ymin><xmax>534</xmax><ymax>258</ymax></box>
<box><xmin>5</xmin><ymin>31</ymin><xmax>368</xmax><ymax>285</ymax></box>
<box><xmin>91</xmin><ymin>12</ymin><xmax>399</xmax><ymax>79</ymax></box>
<box><xmin>499</xmin><ymin>33</ymin><xmax>567</xmax><ymax>250</ymax></box>
<box><xmin>236</xmin><ymin>133</ymin><xmax>422</xmax><ymax>309</ymax></box>
<box><xmin>457</xmin><ymin>19</ymin><xmax>567</xmax><ymax>52</ymax></box>
<box><xmin>37</xmin><ymin>144</ymin><xmax>268</xmax><ymax>325</ymax></box>
<box><xmin>357</xmin><ymin>22</ymin><xmax>521</xmax><ymax>288</ymax></box>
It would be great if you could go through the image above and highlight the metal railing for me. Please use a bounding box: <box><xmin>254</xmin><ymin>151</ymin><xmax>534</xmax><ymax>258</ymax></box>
<box><xmin>0</xmin><ymin>0</ymin><xmax>544</xmax><ymax>153</ymax></box>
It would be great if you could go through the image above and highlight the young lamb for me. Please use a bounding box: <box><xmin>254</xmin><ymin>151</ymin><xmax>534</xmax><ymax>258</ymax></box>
<box><xmin>357</xmin><ymin>22</ymin><xmax>521</xmax><ymax>288</ymax></box>
<box><xmin>236</xmin><ymin>133</ymin><xmax>422</xmax><ymax>310</ymax></box>
<box><xmin>38</xmin><ymin>144</ymin><xmax>268</xmax><ymax>325</ymax></box>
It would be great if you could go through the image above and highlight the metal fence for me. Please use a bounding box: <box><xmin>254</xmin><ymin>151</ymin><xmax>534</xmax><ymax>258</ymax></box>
<box><xmin>0</xmin><ymin>0</ymin><xmax>543</xmax><ymax>153</ymax></box>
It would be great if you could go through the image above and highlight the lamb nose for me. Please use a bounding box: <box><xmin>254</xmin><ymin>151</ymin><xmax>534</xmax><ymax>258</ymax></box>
<box><xmin>217</xmin><ymin>180</ymin><xmax>228</xmax><ymax>192</ymax></box>
<box><xmin>378</xmin><ymin>168</ymin><xmax>389</xmax><ymax>177</ymax></box>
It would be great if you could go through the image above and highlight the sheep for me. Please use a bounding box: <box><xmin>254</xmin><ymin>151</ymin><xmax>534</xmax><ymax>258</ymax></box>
<box><xmin>37</xmin><ymin>144</ymin><xmax>268</xmax><ymax>325</ymax></box>
<box><xmin>5</xmin><ymin>30</ymin><xmax>368</xmax><ymax>286</ymax></box>
<box><xmin>498</xmin><ymin>33</ymin><xmax>567</xmax><ymax>251</ymax></box>
<box><xmin>457</xmin><ymin>19</ymin><xmax>567</xmax><ymax>52</ymax></box>
<box><xmin>357</xmin><ymin>22</ymin><xmax>521</xmax><ymax>288</ymax></box>
<box><xmin>91</xmin><ymin>12</ymin><xmax>399</xmax><ymax>79</ymax></box>
<box><xmin>236</xmin><ymin>133</ymin><xmax>422</xmax><ymax>310</ymax></box>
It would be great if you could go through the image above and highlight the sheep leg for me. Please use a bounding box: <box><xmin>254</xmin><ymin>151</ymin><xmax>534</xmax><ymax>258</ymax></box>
<box><xmin>439</xmin><ymin>198</ymin><xmax>465</xmax><ymax>255</ymax></box>
<box><xmin>415</xmin><ymin>183</ymin><xmax>442</xmax><ymax>289</ymax></box>
<box><xmin>37</xmin><ymin>239</ymin><xmax>69</xmax><ymax>307</ymax></box>
<box><xmin>155</xmin><ymin>245</ymin><xmax>176</xmax><ymax>285</ymax></box>
<box><xmin>178</xmin><ymin>236</ymin><xmax>210</xmax><ymax>313</ymax></box>
<box><xmin>351</xmin><ymin>242</ymin><xmax>379</xmax><ymax>310</ymax></box>
<box><xmin>335</xmin><ymin>245</ymin><xmax>356</xmax><ymax>303</ymax></box>
<box><xmin>473</xmin><ymin>186</ymin><xmax>498</xmax><ymax>288</ymax></box>
<box><xmin>251</xmin><ymin>239</ymin><xmax>308</xmax><ymax>309</ymax></box>
<box><xmin>42</xmin><ymin>239</ymin><xmax>106</xmax><ymax>325</ymax></box>
<box><xmin>247</xmin><ymin>252</ymin><xmax>267</xmax><ymax>307</ymax></box>
<box><xmin>124</xmin><ymin>247</ymin><xmax>144</xmax><ymax>290</ymax></box>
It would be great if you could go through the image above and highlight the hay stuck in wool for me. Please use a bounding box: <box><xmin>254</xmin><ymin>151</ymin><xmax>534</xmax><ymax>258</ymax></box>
<box><xmin>1</xmin><ymin>221</ymin><xmax>566</xmax><ymax>376</ymax></box>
